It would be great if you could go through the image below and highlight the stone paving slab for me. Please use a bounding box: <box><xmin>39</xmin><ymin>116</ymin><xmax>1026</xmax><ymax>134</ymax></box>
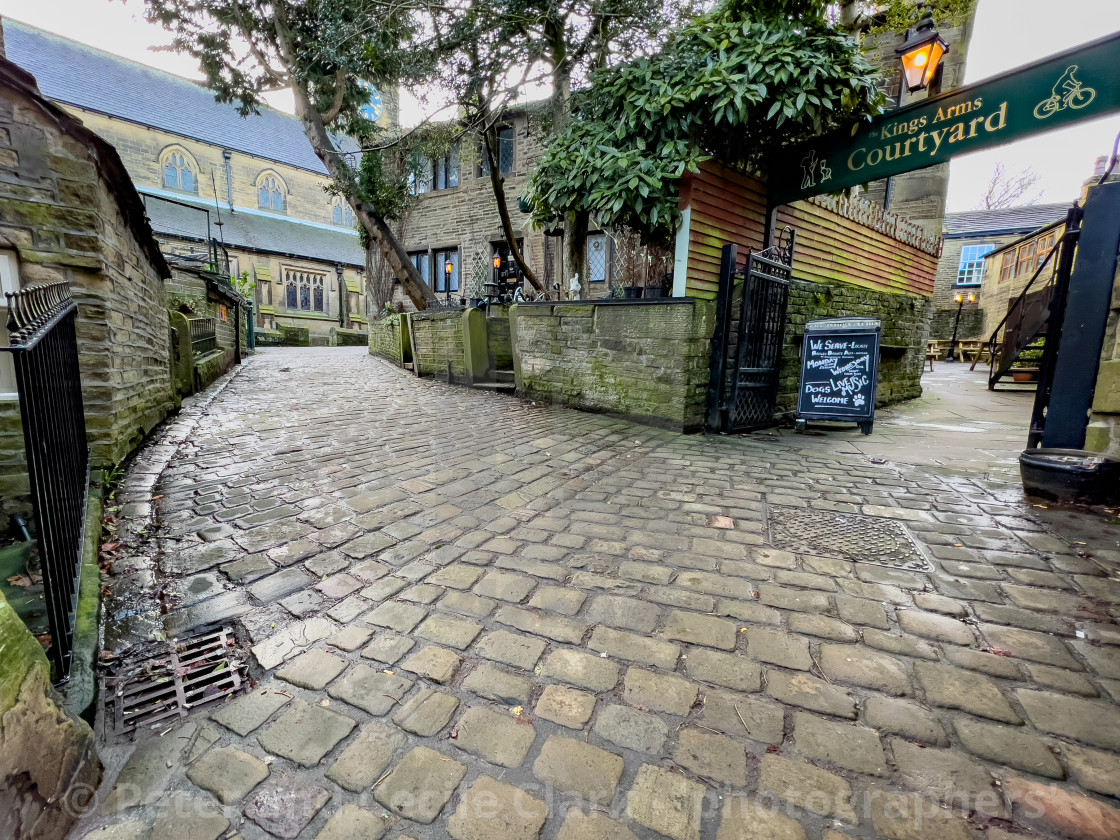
<box><xmin>73</xmin><ymin>348</ymin><xmax>1120</xmax><ymax>840</ymax></box>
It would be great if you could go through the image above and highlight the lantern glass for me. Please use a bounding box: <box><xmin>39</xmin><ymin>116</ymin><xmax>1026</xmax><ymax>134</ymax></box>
<box><xmin>896</xmin><ymin>10</ymin><xmax>949</xmax><ymax>93</ymax></box>
<box><xmin>493</xmin><ymin>255</ymin><xmax>502</xmax><ymax>269</ymax></box>
<box><xmin>445</xmin><ymin>260</ymin><xmax>454</xmax><ymax>275</ymax></box>
<box><xmin>954</xmin><ymin>293</ymin><xmax>963</xmax><ymax>303</ymax></box>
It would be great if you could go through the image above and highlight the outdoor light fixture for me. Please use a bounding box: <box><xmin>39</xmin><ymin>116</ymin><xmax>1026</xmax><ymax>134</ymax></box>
<box><xmin>493</xmin><ymin>255</ymin><xmax>502</xmax><ymax>269</ymax></box>
<box><xmin>946</xmin><ymin>291</ymin><xmax>976</xmax><ymax>362</ymax></box>
<box><xmin>444</xmin><ymin>259</ymin><xmax>454</xmax><ymax>303</ymax></box>
<box><xmin>896</xmin><ymin>6</ymin><xmax>949</xmax><ymax>93</ymax></box>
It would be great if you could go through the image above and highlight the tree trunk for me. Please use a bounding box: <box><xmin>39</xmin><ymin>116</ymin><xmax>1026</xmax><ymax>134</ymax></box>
<box><xmin>272</xmin><ymin>12</ymin><xmax>435</xmax><ymax>310</ymax></box>
<box><xmin>565</xmin><ymin>210</ymin><xmax>589</xmax><ymax>298</ymax></box>
<box><xmin>482</xmin><ymin>126</ymin><xmax>542</xmax><ymax>291</ymax></box>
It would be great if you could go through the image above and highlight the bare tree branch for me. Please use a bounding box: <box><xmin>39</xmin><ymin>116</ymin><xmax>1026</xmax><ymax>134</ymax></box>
<box><xmin>975</xmin><ymin>163</ymin><xmax>1044</xmax><ymax>210</ymax></box>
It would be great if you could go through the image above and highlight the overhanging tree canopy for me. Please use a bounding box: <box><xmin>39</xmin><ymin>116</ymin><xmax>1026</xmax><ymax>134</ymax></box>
<box><xmin>146</xmin><ymin>0</ymin><xmax>441</xmax><ymax>308</ymax></box>
<box><xmin>525</xmin><ymin>0</ymin><xmax>887</xmax><ymax>248</ymax></box>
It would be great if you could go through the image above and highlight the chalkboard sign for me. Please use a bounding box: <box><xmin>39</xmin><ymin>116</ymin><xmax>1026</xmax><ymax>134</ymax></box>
<box><xmin>796</xmin><ymin>317</ymin><xmax>882</xmax><ymax>435</ymax></box>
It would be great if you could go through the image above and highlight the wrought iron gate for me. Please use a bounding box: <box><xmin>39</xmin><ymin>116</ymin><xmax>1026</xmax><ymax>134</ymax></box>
<box><xmin>2</xmin><ymin>282</ymin><xmax>89</xmax><ymax>682</ymax></box>
<box><xmin>705</xmin><ymin>231</ymin><xmax>795</xmax><ymax>433</ymax></box>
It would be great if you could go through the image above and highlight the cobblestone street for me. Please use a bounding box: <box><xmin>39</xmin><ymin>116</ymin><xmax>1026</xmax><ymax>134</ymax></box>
<box><xmin>76</xmin><ymin>346</ymin><xmax>1120</xmax><ymax>840</ymax></box>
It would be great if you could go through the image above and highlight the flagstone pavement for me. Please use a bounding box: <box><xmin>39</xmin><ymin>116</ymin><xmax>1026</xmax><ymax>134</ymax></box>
<box><xmin>72</xmin><ymin>347</ymin><xmax>1120</xmax><ymax>840</ymax></box>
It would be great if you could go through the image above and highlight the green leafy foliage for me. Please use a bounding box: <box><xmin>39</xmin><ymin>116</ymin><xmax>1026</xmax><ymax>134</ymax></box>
<box><xmin>526</xmin><ymin>0</ymin><xmax>886</xmax><ymax>247</ymax></box>
<box><xmin>872</xmin><ymin>0</ymin><xmax>978</xmax><ymax>32</ymax></box>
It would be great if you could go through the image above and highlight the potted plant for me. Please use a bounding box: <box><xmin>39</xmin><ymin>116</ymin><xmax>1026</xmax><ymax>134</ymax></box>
<box><xmin>644</xmin><ymin>270</ymin><xmax>671</xmax><ymax>298</ymax></box>
<box><xmin>1012</xmin><ymin>343</ymin><xmax>1044</xmax><ymax>382</ymax></box>
<box><xmin>642</xmin><ymin>251</ymin><xmax>673</xmax><ymax>298</ymax></box>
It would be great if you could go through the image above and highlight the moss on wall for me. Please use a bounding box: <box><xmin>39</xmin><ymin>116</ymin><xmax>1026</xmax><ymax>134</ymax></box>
<box><xmin>0</xmin><ymin>589</ymin><xmax>101</xmax><ymax>840</ymax></box>
<box><xmin>409</xmin><ymin>311</ymin><xmax>468</xmax><ymax>382</ymax></box>
<box><xmin>511</xmin><ymin>300</ymin><xmax>715</xmax><ymax>431</ymax></box>
<box><xmin>368</xmin><ymin>314</ymin><xmax>405</xmax><ymax>364</ymax></box>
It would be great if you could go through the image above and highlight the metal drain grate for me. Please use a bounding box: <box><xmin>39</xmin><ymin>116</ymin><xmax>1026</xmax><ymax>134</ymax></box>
<box><xmin>767</xmin><ymin>505</ymin><xmax>932</xmax><ymax>571</ymax></box>
<box><xmin>102</xmin><ymin>626</ymin><xmax>247</xmax><ymax>741</ymax></box>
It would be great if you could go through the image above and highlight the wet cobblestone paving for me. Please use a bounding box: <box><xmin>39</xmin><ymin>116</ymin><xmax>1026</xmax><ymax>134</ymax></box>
<box><xmin>75</xmin><ymin>347</ymin><xmax>1120</xmax><ymax>840</ymax></box>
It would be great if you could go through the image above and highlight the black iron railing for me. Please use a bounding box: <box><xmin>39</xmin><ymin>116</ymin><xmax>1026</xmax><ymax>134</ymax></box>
<box><xmin>2</xmin><ymin>281</ymin><xmax>89</xmax><ymax>682</ymax></box>
<box><xmin>189</xmin><ymin>317</ymin><xmax>217</xmax><ymax>355</ymax></box>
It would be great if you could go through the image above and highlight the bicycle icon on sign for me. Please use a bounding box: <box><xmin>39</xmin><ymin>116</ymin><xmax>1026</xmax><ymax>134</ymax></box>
<box><xmin>1034</xmin><ymin>65</ymin><xmax>1096</xmax><ymax>119</ymax></box>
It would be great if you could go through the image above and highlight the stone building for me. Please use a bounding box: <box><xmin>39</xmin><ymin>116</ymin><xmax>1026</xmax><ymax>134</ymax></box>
<box><xmin>0</xmin><ymin>49</ymin><xmax>175</xmax><ymax>489</ymax></box>
<box><xmin>932</xmin><ymin>203</ymin><xmax>1068</xmax><ymax>340</ymax></box>
<box><xmin>856</xmin><ymin>13</ymin><xmax>975</xmax><ymax>235</ymax></box>
<box><xmin>387</xmin><ymin>102</ymin><xmax>632</xmax><ymax>307</ymax></box>
<box><xmin>5</xmin><ymin>19</ymin><xmax>381</xmax><ymax>342</ymax></box>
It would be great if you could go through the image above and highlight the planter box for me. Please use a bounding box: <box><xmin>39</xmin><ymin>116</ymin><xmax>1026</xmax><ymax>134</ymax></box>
<box><xmin>1011</xmin><ymin>368</ymin><xmax>1038</xmax><ymax>382</ymax></box>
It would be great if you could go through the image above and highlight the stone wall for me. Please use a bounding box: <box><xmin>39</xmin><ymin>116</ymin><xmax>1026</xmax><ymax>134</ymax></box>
<box><xmin>511</xmin><ymin>300</ymin><xmax>715</xmax><ymax>432</ymax></box>
<box><xmin>0</xmin><ymin>588</ymin><xmax>101</xmax><ymax>840</ymax></box>
<box><xmin>858</xmin><ymin>16</ymin><xmax>975</xmax><ymax>235</ymax></box>
<box><xmin>487</xmin><ymin>309</ymin><xmax>513</xmax><ymax>372</ymax></box>
<box><xmin>0</xmin><ymin>400</ymin><xmax>28</xmax><ymax>517</ymax></box>
<box><xmin>408</xmin><ymin>311</ymin><xmax>468</xmax><ymax>382</ymax></box>
<box><xmin>0</xmin><ymin>73</ymin><xmax>175</xmax><ymax>467</ymax></box>
<box><xmin>1086</xmin><ymin>258</ymin><xmax>1120</xmax><ymax>455</ymax></box>
<box><xmin>779</xmin><ymin>279</ymin><xmax>933</xmax><ymax>412</ymax></box>
<box><xmin>929</xmin><ymin>307</ymin><xmax>985</xmax><ymax>344</ymax></box>
<box><xmin>368</xmin><ymin>314</ymin><xmax>407</xmax><ymax>365</ymax></box>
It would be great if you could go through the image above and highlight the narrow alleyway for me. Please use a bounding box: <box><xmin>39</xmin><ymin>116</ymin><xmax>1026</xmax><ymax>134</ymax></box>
<box><xmin>75</xmin><ymin>347</ymin><xmax>1120</xmax><ymax>840</ymax></box>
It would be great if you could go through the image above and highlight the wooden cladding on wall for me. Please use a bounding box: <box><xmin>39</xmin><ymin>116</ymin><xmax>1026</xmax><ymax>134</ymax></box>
<box><xmin>682</xmin><ymin>161</ymin><xmax>939</xmax><ymax>299</ymax></box>
<box><xmin>681</xmin><ymin>161</ymin><xmax>767</xmax><ymax>299</ymax></box>
<box><xmin>777</xmin><ymin>201</ymin><xmax>938</xmax><ymax>296</ymax></box>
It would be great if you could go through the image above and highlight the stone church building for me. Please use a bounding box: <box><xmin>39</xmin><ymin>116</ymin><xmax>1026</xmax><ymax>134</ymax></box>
<box><xmin>5</xmin><ymin>19</ymin><xmax>380</xmax><ymax>341</ymax></box>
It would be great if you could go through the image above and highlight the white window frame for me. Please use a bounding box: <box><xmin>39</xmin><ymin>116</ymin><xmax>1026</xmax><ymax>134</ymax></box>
<box><xmin>956</xmin><ymin>243</ymin><xmax>996</xmax><ymax>287</ymax></box>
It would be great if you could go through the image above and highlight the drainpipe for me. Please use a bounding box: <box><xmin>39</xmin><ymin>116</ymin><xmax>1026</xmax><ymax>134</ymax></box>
<box><xmin>336</xmin><ymin>264</ymin><xmax>346</xmax><ymax>328</ymax></box>
<box><xmin>223</xmin><ymin>150</ymin><xmax>234</xmax><ymax>212</ymax></box>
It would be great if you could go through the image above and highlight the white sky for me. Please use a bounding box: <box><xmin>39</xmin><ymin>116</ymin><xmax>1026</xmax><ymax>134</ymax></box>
<box><xmin>0</xmin><ymin>0</ymin><xmax>1118</xmax><ymax>212</ymax></box>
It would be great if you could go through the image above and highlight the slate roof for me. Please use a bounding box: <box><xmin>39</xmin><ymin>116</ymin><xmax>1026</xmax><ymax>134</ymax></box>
<box><xmin>4</xmin><ymin>19</ymin><xmax>357</xmax><ymax>175</ymax></box>
<box><xmin>142</xmin><ymin>191</ymin><xmax>365</xmax><ymax>267</ymax></box>
<box><xmin>943</xmin><ymin>203</ymin><xmax>1070</xmax><ymax>238</ymax></box>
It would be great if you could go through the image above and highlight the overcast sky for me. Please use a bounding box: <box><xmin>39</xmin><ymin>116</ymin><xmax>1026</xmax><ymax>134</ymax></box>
<box><xmin>0</xmin><ymin>0</ymin><xmax>1118</xmax><ymax>212</ymax></box>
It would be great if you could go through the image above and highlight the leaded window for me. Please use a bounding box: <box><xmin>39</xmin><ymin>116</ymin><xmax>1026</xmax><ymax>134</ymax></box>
<box><xmin>283</xmin><ymin>268</ymin><xmax>327</xmax><ymax>313</ymax></box>
<box><xmin>161</xmin><ymin>149</ymin><xmax>197</xmax><ymax>193</ymax></box>
<box><xmin>433</xmin><ymin>248</ymin><xmax>460</xmax><ymax>293</ymax></box>
<box><xmin>479</xmin><ymin>127</ymin><xmax>514</xmax><ymax>177</ymax></box>
<box><xmin>332</xmin><ymin>197</ymin><xmax>355</xmax><ymax>227</ymax></box>
<box><xmin>409</xmin><ymin>251</ymin><xmax>431</xmax><ymax>286</ymax></box>
<box><xmin>257</xmin><ymin>172</ymin><xmax>286</xmax><ymax>211</ymax></box>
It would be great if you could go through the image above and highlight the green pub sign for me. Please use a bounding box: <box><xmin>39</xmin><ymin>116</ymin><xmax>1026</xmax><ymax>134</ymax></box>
<box><xmin>771</xmin><ymin>31</ymin><xmax>1120</xmax><ymax>206</ymax></box>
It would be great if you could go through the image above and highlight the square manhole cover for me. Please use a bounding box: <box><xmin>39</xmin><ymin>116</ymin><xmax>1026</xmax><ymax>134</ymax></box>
<box><xmin>767</xmin><ymin>505</ymin><xmax>932</xmax><ymax>571</ymax></box>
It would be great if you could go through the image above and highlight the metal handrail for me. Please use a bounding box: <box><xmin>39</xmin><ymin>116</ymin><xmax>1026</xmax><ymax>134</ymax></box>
<box><xmin>971</xmin><ymin>234</ymin><xmax>1067</xmax><ymax>378</ymax></box>
<box><xmin>189</xmin><ymin>317</ymin><xmax>217</xmax><ymax>355</ymax></box>
<box><xmin>1</xmin><ymin>281</ymin><xmax>89</xmax><ymax>682</ymax></box>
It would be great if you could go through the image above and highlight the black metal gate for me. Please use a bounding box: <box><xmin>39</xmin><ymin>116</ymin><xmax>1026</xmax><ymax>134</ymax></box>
<box><xmin>705</xmin><ymin>231</ymin><xmax>795</xmax><ymax>433</ymax></box>
<box><xmin>2</xmin><ymin>282</ymin><xmax>89</xmax><ymax>682</ymax></box>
